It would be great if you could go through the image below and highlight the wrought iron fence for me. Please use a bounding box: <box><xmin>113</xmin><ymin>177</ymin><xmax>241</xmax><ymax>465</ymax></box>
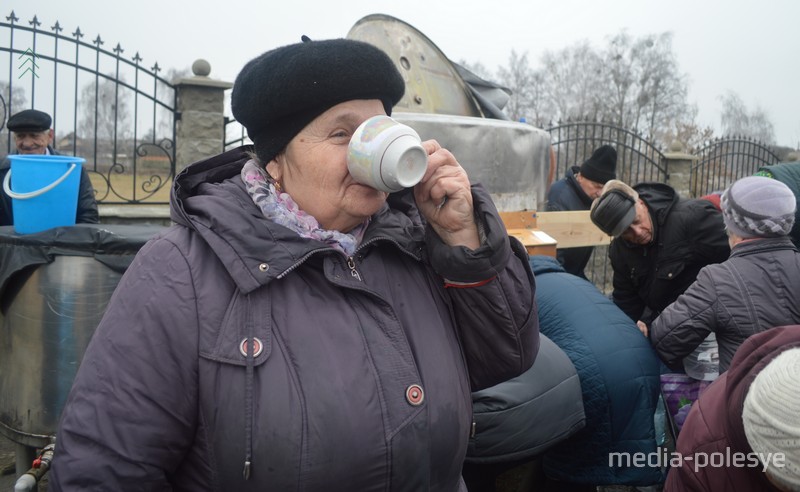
<box><xmin>689</xmin><ymin>136</ymin><xmax>780</xmax><ymax>197</ymax></box>
<box><xmin>1</xmin><ymin>10</ymin><xmax>177</xmax><ymax>204</ymax></box>
<box><xmin>224</xmin><ymin>116</ymin><xmax>250</xmax><ymax>151</ymax></box>
<box><xmin>545</xmin><ymin>119</ymin><xmax>668</xmax><ymax>186</ymax></box>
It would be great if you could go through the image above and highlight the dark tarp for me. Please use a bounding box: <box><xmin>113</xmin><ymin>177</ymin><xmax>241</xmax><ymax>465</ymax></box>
<box><xmin>0</xmin><ymin>224</ymin><xmax>165</xmax><ymax>304</ymax></box>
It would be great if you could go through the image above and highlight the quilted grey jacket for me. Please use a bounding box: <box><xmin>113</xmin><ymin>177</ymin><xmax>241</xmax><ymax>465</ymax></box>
<box><xmin>50</xmin><ymin>146</ymin><xmax>539</xmax><ymax>491</ymax></box>
<box><xmin>650</xmin><ymin>236</ymin><xmax>800</xmax><ymax>372</ymax></box>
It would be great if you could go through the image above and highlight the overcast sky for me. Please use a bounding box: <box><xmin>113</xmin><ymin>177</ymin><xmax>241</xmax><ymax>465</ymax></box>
<box><xmin>12</xmin><ymin>0</ymin><xmax>800</xmax><ymax>147</ymax></box>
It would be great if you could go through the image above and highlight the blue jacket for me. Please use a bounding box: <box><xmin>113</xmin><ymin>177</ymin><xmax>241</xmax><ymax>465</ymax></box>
<box><xmin>531</xmin><ymin>255</ymin><xmax>663</xmax><ymax>486</ymax></box>
<box><xmin>545</xmin><ymin>166</ymin><xmax>594</xmax><ymax>278</ymax></box>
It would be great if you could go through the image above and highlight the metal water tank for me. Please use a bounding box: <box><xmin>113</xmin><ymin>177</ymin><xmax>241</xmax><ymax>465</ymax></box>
<box><xmin>0</xmin><ymin>224</ymin><xmax>164</xmax><ymax>472</ymax></box>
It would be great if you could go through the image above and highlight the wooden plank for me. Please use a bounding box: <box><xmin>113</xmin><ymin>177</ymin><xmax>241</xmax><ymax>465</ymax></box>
<box><xmin>534</xmin><ymin>210</ymin><xmax>612</xmax><ymax>248</ymax></box>
<box><xmin>499</xmin><ymin>210</ymin><xmax>538</xmax><ymax>230</ymax></box>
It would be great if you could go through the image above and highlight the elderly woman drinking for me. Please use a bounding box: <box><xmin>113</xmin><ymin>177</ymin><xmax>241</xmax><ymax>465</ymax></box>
<box><xmin>50</xmin><ymin>38</ymin><xmax>539</xmax><ymax>491</ymax></box>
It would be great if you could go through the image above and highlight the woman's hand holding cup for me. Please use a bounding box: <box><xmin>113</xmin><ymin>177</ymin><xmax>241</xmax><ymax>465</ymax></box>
<box><xmin>414</xmin><ymin>140</ymin><xmax>480</xmax><ymax>250</ymax></box>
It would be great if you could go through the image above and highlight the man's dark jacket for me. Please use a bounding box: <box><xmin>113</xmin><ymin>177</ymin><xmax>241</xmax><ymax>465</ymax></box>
<box><xmin>545</xmin><ymin>166</ymin><xmax>594</xmax><ymax>278</ymax></box>
<box><xmin>0</xmin><ymin>147</ymin><xmax>99</xmax><ymax>226</ymax></box>
<box><xmin>609</xmin><ymin>183</ymin><xmax>730</xmax><ymax>325</ymax></box>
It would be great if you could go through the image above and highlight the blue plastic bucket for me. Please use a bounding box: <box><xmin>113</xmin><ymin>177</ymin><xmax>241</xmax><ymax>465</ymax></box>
<box><xmin>3</xmin><ymin>154</ymin><xmax>83</xmax><ymax>234</ymax></box>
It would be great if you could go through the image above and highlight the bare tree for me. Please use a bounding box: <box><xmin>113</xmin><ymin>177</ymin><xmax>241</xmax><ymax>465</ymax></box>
<box><xmin>719</xmin><ymin>91</ymin><xmax>775</xmax><ymax>144</ymax></box>
<box><xmin>599</xmin><ymin>31</ymin><xmax>691</xmax><ymax>141</ymax></box>
<box><xmin>539</xmin><ymin>41</ymin><xmax>604</xmax><ymax>122</ymax></box>
<box><xmin>661</xmin><ymin>104</ymin><xmax>715</xmax><ymax>151</ymax></box>
<box><xmin>78</xmin><ymin>74</ymin><xmax>132</xmax><ymax>145</ymax></box>
<box><xmin>489</xmin><ymin>30</ymin><xmax>695</xmax><ymax>146</ymax></box>
<box><xmin>496</xmin><ymin>50</ymin><xmax>539</xmax><ymax>122</ymax></box>
<box><xmin>1</xmin><ymin>82</ymin><xmax>30</xmax><ymax>155</ymax></box>
<box><xmin>0</xmin><ymin>81</ymin><xmax>28</xmax><ymax>124</ymax></box>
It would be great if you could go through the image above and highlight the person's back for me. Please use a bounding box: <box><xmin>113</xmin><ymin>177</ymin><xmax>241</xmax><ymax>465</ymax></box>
<box><xmin>651</xmin><ymin>176</ymin><xmax>800</xmax><ymax>372</ymax></box>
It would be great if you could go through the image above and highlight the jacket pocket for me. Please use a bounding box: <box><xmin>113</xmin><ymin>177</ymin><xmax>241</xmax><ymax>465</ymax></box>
<box><xmin>655</xmin><ymin>257</ymin><xmax>687</xmax><ymax>281</ymax></box>
<box><xmin>199</xmin><ymin>291</ymin><xmax>271</xmax><ymax>367</ymax></box>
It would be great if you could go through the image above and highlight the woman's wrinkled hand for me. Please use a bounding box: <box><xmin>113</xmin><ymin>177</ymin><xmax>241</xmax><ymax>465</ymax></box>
<box><xmin>414</xmin><ymin>140</ymin><xmax>480</xmax><ymax>249</ymax></box>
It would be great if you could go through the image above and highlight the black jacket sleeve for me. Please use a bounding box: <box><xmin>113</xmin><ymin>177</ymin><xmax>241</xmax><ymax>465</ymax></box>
<box><xmin>610</xmin><ymin>244</ymin><xmax>646</xmax><ymax>322</ymax></box>
<box><xmin>76</xmin><ymin>167</ymin><xmax>99</xmax><ymax>224</ymax></box>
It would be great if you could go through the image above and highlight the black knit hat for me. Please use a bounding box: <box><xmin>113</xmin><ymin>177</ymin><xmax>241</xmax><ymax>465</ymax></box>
<box><xmin>580</xmin><ymin>145</ymin><xmax>617</xmax><ymax>184</ymax></box>
<box><xmin>7</xmin><ymin>109</ymin><xmax>52</xmax><ymax>133</ymax></box>
<box><xmin>231</xmin><ymin>38</ymin><xmax>405</xmax><ymax>163</ymax></box>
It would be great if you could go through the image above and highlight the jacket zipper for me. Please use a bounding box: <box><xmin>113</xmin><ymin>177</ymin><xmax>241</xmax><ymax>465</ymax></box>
<box><xmin>276</xmin><ymin>236</ymin><xmax>421</xmax><ymax>281</ymax></box>
<box><xmin>346</xmin><ymin>236</ymin><xmax>424</xmax><ymax>282</ymax></box>
<box><xmin>356</xmin><ymin>236</ymin><xmax>421</xmax><ymax>261</ymax></box>
<box><xmin>276</xmin><ymin>248</ymin><xmax>328</xmax><ymax>279</ymax></box>
<box><xmin>346</xmin><ymin>256</ymin><xmax>362</xmax><ymax>281</ymax></box>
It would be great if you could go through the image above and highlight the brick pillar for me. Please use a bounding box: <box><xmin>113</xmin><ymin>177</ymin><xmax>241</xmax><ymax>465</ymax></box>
<box><xmin>662</xmin><ymin>140</ymin><xmax>699</xmax><ymax>198</ymax></box>
<box><xmin>174</xmin><ymin>59</ymin><xmax>233</xmax><ymax>172</ymax></box>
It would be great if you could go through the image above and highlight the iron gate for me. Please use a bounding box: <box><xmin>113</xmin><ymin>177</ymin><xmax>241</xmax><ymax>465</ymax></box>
<box><xmin>1</xmin><ymin>10</ymin><xmax>177</xmax><ymax>204</ymax></box>
<box><xmin>689</xmin><ymin>136</ymin><xmax>780</xmax><ymax>197</ymax></box>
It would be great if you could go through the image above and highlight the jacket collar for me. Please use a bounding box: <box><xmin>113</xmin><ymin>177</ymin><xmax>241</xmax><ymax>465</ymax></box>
<box><xmin>565</xmin><ymin>166</ymin><xmax>593</xmax><ymax>206</ymax></box>
<box><xmin>730</xmin><ymin>235</ymin><xmax>797</xmax><ymax>258</ymax></box>
<box><xmin>171</xmin><ymin>146</ymin><xmax>425</xmax><ymax>293</ymax></box>
<box><xmin>634</xmin><ymin>182</ymin><xmax>678</xmax><ymax>227</ymax></box>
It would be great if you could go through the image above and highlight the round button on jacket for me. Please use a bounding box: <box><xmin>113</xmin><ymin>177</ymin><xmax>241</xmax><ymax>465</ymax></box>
<box><xmin>405</xmin><ymin>384</ymin><xmax>424</xmax><ymax>406</ymax></box>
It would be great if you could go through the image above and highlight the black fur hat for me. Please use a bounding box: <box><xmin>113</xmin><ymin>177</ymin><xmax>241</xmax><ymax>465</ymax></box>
<box><xmin>231</xmin><ymin>37</ymin><xmax>405</xmax><ymax>163</ymax></box>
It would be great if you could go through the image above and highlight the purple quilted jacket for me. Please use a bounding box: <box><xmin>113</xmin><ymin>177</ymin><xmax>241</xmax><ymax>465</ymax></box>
<box><xmin>50</xmin><ymin>146</ymin><xmax>539</xmax><ymax>491</ymax></box>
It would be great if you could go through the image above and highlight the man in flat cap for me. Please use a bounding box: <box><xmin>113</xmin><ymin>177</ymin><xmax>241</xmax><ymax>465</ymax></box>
<box><xmin>589</xmin><ymin>179</ymin><xmax>729</xmax><ymax>334</ymax></box>
<box><xmin>546</xmin><ymin>144</ymin><xmax>617</xmax><ymax>278</ymax></box>
<box><xmin>1</xmin><ymin>109</ymin><xmax>99</xmax><ymax>225</ymax></box>
<box><xmin>649</xmin><ymin>176</ymin><xmax>800</xmax><ymax>373</ymax></box>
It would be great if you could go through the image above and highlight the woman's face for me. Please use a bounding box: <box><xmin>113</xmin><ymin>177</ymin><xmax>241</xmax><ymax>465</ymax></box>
<box><xmin>266</xmin><ymin>99</ymin><xmax>389</xmax><ymax>233</ymax></box>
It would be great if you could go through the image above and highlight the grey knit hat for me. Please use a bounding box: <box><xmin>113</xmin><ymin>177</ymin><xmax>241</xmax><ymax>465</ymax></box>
<box><xmin>721</xmin><ymin>176</ymin><xmax>796</xmax><ymax>239</ymax></box>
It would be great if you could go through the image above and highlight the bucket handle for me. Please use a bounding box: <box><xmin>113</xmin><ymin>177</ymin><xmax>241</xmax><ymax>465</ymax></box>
<box><xmin>2</xmin><ymin>163</ymin><xmax>77</xmax><ymax>200</ymax></box>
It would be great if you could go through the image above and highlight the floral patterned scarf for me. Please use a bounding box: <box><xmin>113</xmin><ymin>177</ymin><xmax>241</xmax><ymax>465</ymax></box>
<box><xmin>241</xmin><ymin>160</ymin><xmax>367</xmax><ymax>256</ymax></box>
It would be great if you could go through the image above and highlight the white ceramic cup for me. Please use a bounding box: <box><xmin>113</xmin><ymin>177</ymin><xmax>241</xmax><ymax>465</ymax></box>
<box><xmin>347</xmin><ymin>115</ymin><xmax>428</xmax><ymax>193</ymax></box>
